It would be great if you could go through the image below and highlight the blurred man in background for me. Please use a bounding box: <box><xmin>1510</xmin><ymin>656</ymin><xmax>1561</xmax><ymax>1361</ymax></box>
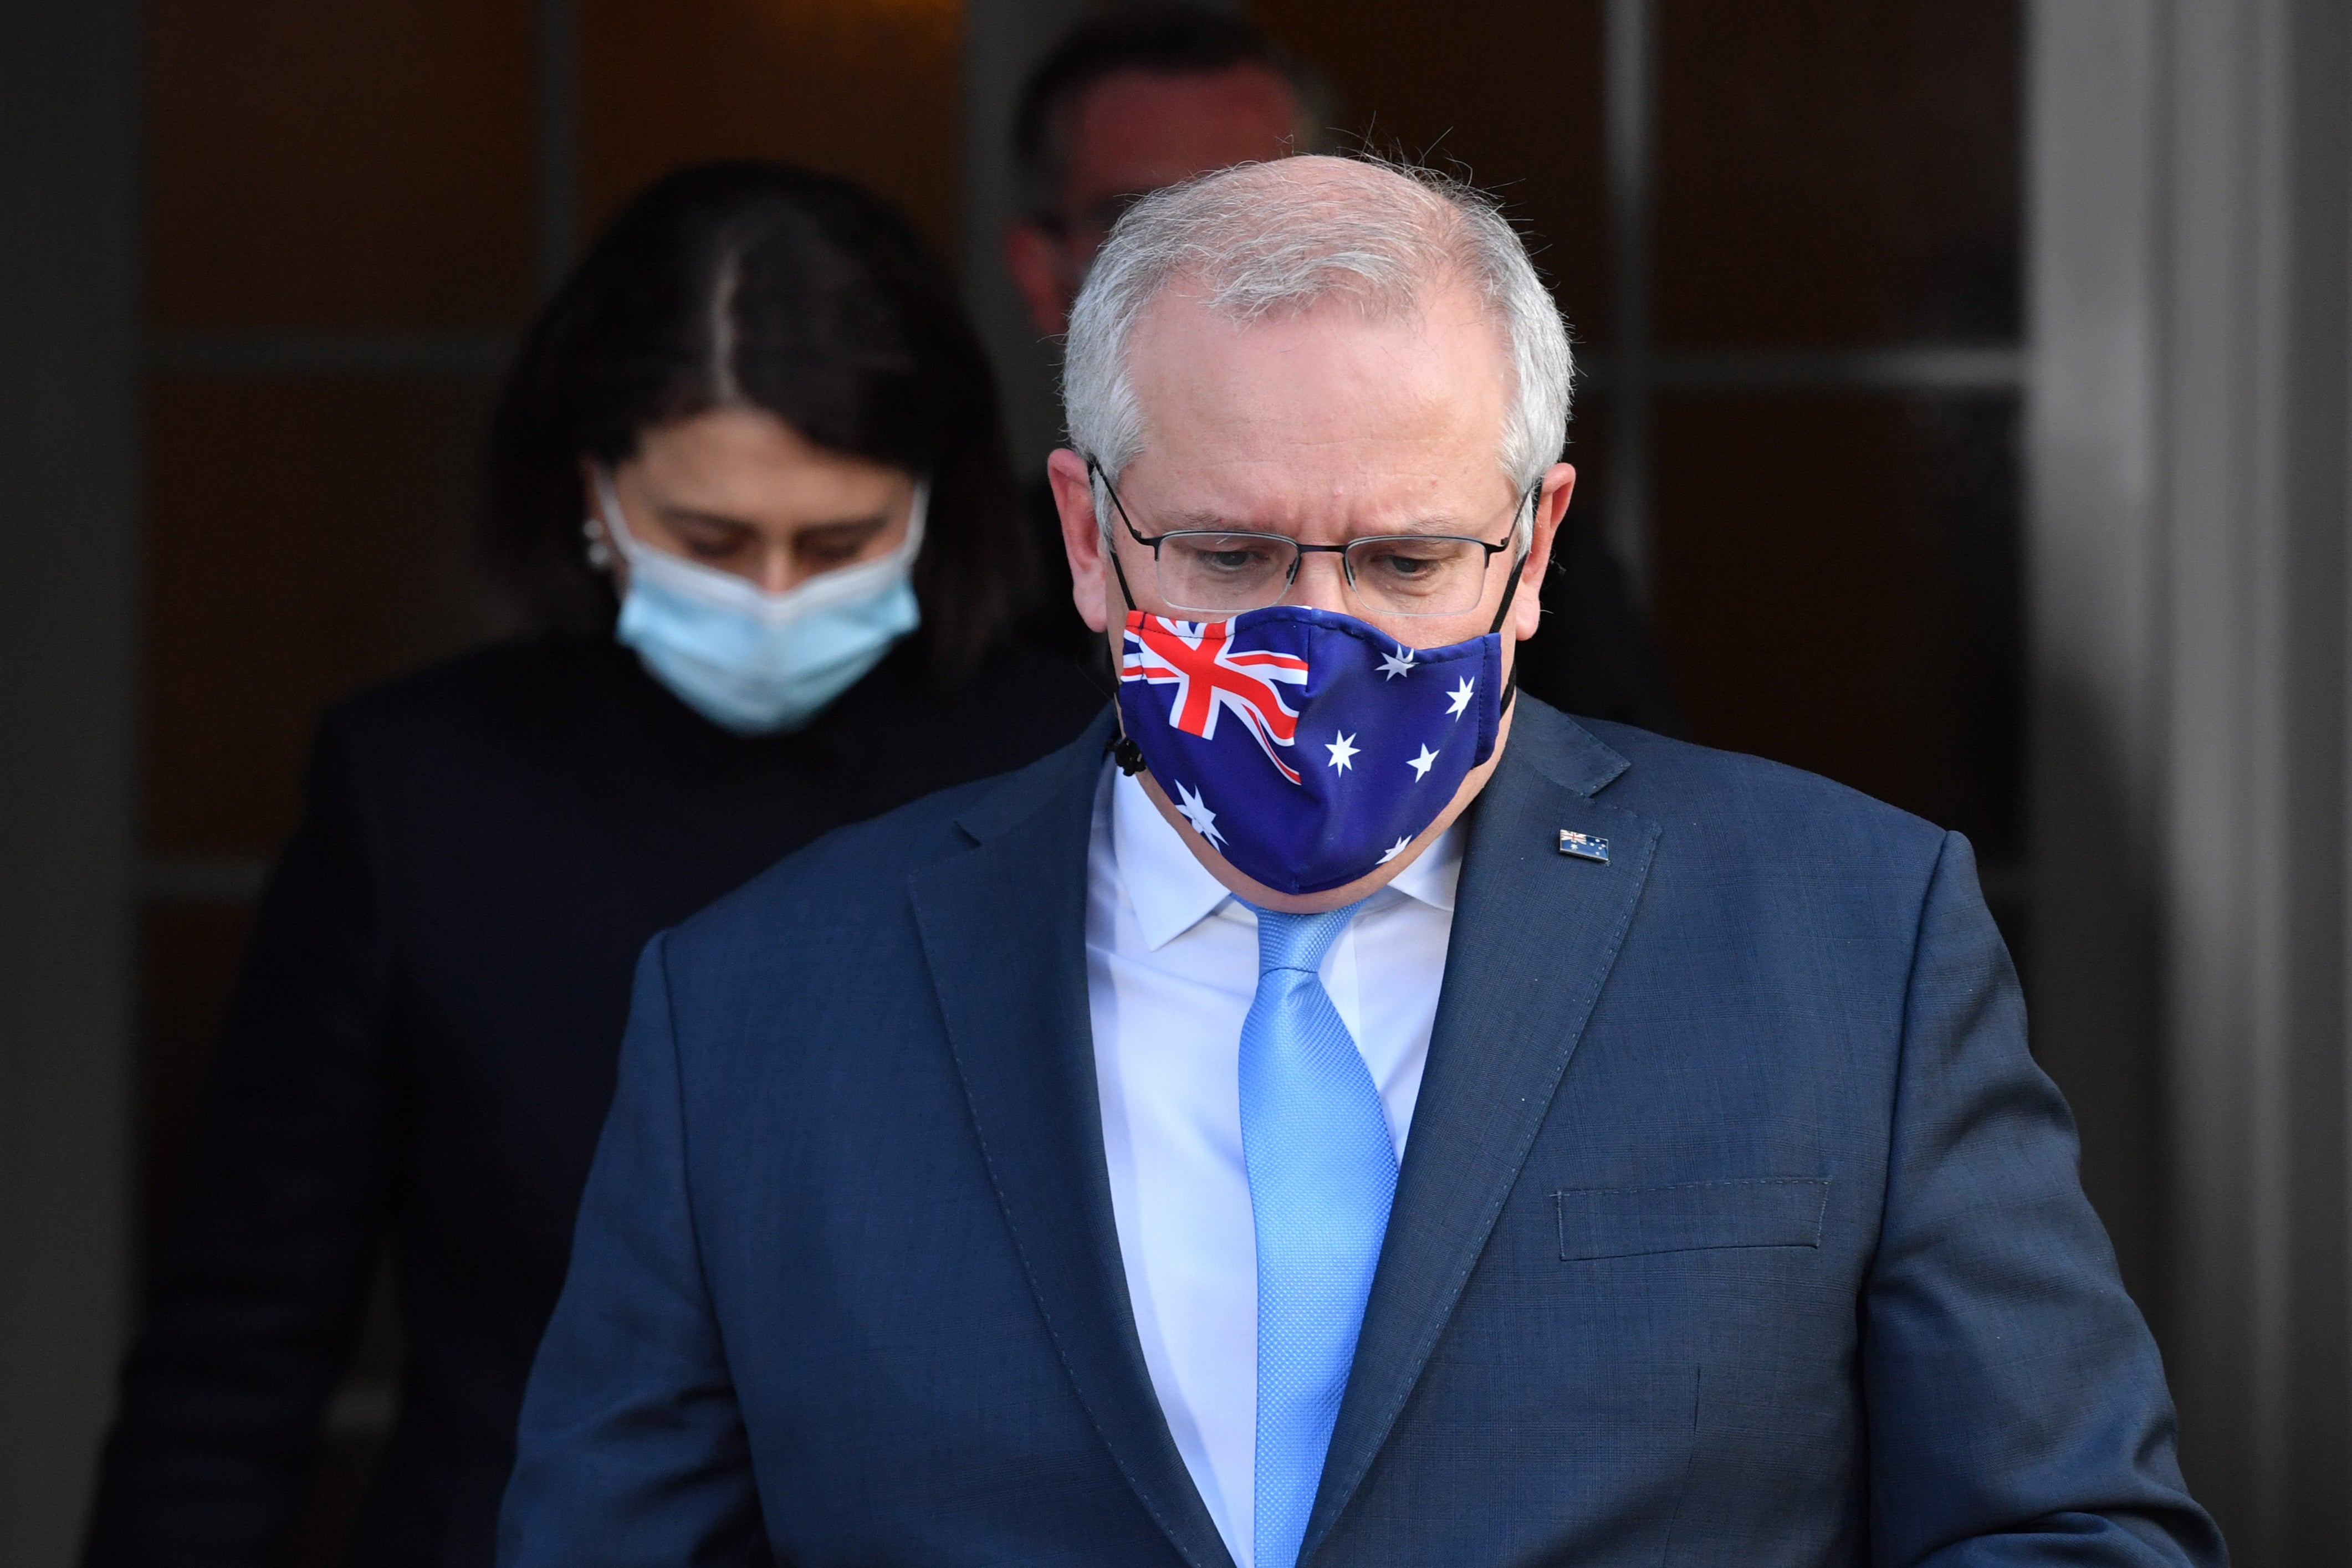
<box><xmin>1003</xmin><ymin>6</ymin><xmax>1680</xmax><ymax>735</ymax></box>
<box><xmin>1004</xmin><ymin>7</ymin><xmax>1326</xmax><ymax>343</ymax></box>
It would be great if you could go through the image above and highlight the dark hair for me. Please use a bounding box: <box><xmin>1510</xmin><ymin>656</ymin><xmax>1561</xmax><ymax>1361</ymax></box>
<box><xmin>481</xmin><ymin>160</ymin><xmax>1029</xmax><ymax>675</ymax></box>
<box><xmin>1013</xmin><ymin>7</ymin><xmax>1333</xmax><ymax>221</ymax></box>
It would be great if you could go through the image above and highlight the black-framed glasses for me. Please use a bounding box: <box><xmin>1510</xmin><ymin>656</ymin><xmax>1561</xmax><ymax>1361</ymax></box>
<box><xmin>1091</xmin><ymin>461</ymin><xmax>1531</xmax><ymax>618</ymax></box>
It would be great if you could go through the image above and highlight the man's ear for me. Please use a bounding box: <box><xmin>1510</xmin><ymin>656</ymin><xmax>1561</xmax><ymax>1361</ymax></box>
<box><xmin>1513</xmin><ymin>462</ymin><xmax>1577</xmax><ymax>643</ymax></box>
<box><xmin>1046</xmin><ymin>448</ymin><xmax>1112</xmax><ymax>633</ymax></box>
<box><xmin>1004</xmin><ymin>223</ymin><xmax>1073</xmax><ymax>339</ymax></box>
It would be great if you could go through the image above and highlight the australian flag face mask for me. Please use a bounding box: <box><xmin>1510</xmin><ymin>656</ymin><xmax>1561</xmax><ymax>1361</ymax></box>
<box><xmin>1116</xmin><ymin>605</ymin><xmax>1509</xmax><ymax>895</ymax></box>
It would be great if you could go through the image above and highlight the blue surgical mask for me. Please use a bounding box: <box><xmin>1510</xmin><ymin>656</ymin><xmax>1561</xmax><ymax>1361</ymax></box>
<box><xmin>592</xmin><ymin>470</ymin><xmax>925</xmax><ymax>734</ymax></box>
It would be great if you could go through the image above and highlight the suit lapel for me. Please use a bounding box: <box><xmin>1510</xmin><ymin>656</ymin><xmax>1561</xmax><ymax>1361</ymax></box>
<box><xmin>909</xmin><ymin>718</ymin><xmax>1236</xmax><ymax>1568</ymax></box>
<box><xmin>1303</xmin><ymin>706</ymin><xmax>1659</xmax><ymax>1562</ymax></box>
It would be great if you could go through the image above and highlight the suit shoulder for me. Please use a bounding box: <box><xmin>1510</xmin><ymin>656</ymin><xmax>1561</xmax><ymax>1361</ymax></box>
<box><xmin>1562</xmin><ymin>712</ymin><xmax>1955</xmax><ymax>873</ymax></box>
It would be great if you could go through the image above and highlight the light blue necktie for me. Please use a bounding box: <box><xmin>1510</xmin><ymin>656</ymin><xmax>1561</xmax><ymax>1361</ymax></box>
<box><xmin>1239</xmin><ymin>899</ymin><xmax>1398</xmax><ymax>1568</ymax></box>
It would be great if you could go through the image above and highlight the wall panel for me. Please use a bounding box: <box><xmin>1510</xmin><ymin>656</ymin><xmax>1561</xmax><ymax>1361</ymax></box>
<box><xmin>144</xmin><ymin>375</ymin><xmax>503</xmax><ymax>855</ymax></box>
<box><xmin>149</xmin><ymin>0</ymin><xmax>536</xmax><ymax>329</ymax></box>
<box><xmin>1653</xmin><ymin>391</ymin><xmax>2022</xmax><ymax>857</ymax></box>
<box><xmin>579</xmin><ymin>0</ymin><xmax>963</xmax><ymax>252</ymax></box>
<box><xmin>1254</xmin><ymin>0</ymin><xmax>1612</xmax><ymax>346</ymax></box>
<box><xmin>1654</xmin><ymin>0</ymin><xmax>2021</xmax><ymax>348</ymax></box>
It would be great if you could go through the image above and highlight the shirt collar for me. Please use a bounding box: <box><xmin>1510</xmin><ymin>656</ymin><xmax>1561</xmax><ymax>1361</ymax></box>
<box><xmin>1386</xmin><ymin>808</ymin><xmax>1465</xmax><ymax>914</ymax></box>
<box><xmin>1108</xmin><ymin>763</ymin><xmax>1465</xmax><ymax>950</ymax></box>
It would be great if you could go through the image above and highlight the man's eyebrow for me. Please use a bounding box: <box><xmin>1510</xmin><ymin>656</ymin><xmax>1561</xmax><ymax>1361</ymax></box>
<box><xmin>1331</xmin><ymin>516</ymin><xmax>1483</xmax><ymax>536</ymax></box>
<box><xmin>1165</xmin><ymin>508</ymin><xmax>1247</xmax><ymax>531</ymax></box>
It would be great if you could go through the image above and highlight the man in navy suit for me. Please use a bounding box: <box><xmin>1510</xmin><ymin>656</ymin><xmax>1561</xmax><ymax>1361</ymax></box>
<box><xmin>500</xmin><ymin>157</ymin><xmax>2222</xmax><ymax>1566</ymax></box>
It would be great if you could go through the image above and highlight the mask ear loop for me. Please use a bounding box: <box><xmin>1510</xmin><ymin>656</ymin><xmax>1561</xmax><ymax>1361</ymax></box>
<box><xmin>1488</xmin><ymin>481</ymin><xmax>1540</xmax><ymax>722</ymax></box>
<box><xmin>1086</xmin><ymin>457</ymin><xmax>1153</xmax><ymax>776</ymax></box>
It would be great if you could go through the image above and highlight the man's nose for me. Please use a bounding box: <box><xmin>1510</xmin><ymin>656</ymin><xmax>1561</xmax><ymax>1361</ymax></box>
<box><xmin>1284</xmin><ymin>550</ymin><xmax>1354</xmax><ymax>614</ymax></box>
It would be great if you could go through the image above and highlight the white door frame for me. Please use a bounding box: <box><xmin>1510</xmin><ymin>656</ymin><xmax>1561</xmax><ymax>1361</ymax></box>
<box><xmin>2027</xmin><ymin>1</ymin><xmax>2351</xmax><ymax>1558</ymax></box>
<box><xmin>0</xmin><ymin>4</ymin><xmax>142</xmax><ymax>1562</ymax></box>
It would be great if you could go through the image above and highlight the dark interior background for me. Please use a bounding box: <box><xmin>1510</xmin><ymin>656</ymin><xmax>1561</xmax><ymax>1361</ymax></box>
<box><xmin>135</xmin><ymin>0</ymin><xmax>2021</xmax><ymax>1555</ymax></box>
<box><xmin>1260</xmin><ymin>0</ymin><xmax>2022</xmax><ymax>866</ymax></box>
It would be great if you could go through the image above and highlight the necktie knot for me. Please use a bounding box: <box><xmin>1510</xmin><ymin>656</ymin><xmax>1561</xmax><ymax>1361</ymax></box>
<box><xmin>1245</xmin><ymin>899</ymin><xmax>1368</xmax><ymax>978</ymax></box>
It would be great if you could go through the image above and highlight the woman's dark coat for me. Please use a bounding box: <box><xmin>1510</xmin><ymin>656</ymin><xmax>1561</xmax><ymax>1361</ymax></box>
<box><xmin>83</xmin><ymin>634</ymin><xmax>1105</xmax><ymax>1566</ymax></box>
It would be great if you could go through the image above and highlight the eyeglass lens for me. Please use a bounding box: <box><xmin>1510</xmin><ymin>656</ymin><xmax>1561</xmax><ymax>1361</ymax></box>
<box><xmin>1156</xmin><ymin>531</ymin><xmax>1497</xmax><ymax>617</ymax></box>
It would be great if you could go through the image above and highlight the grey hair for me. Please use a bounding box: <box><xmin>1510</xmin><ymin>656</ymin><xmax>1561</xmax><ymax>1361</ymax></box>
<box><xmin>1062</xmin><ymin>155</ymin><xmax>1573</xmax><ymax>546</ymax></box>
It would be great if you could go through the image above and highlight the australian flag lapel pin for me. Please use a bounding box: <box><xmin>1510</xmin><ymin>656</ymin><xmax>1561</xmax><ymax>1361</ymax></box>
<box><xmin>1557</xmin><ymin>829</ymin><xmax>1610</xmax><ymax>863</ymax></box>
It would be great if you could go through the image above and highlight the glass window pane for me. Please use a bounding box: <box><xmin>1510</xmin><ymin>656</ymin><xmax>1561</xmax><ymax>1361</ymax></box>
<box><xmin>1257</xmin><ymin>0</ymin><xmax>1614</xmax><ymax>346</ymax></box>
<box><xmin>1515</xmin><ymin>397</ymin><xmax>1658</xmax><ymax>721</ymax></box>
<box><xmin>145</xmin><ymin>376</ymin><xmax>504</xmax><ymax>855</ymax></box>
<box><xmin>149</xmin><ymin>0</ymin><xmax>535</xmax><ymax>330</ymax></box>
<box><xmin>1653</xmin><ymin>0</ymin><xmax>2021</xmax><ymax>347</ymax></box>
<box><xmin>580</xmin><ymin>0</ymin><xmax>963</xmax><ymax>255</ymax></box>
<box><xmin>1651</xmin><ymin>392</ymin><xmax>2022</xmax><ymax>859</ymax></box>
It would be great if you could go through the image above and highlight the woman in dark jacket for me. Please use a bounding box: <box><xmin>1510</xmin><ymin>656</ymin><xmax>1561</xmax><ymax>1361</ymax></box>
<box><xmin>85</xmin><ymin>162</ymin><xmax>1103</xmax><ymax>1566</ymax></box>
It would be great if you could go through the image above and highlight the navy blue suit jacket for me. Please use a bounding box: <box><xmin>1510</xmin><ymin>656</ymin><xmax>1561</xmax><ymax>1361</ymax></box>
<box><xmin>500</xmin><ymin>702</ymin><xmax>2221</xmax><ymax>1566</ymax></box>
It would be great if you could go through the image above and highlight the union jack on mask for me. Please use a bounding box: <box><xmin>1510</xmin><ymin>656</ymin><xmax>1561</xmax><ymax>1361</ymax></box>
<box><xmin>1117</xmin><ymin>604</ymin><xmax>1504</xmax><ymax>895</ymax></box>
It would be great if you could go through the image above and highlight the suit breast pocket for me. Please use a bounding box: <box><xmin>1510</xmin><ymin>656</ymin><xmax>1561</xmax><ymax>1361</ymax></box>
<box><xmin>1554</xmin><ymin>1177</ymin><xmax>1831</xmax><ymax>1261</ymax></box>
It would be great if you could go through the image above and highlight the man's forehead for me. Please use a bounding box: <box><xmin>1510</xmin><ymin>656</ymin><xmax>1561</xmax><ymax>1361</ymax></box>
<box><xmin>1129</xmin><ymin>281</ymin><xmax>1507</xmax><ymax>419</ymax></box>
<box><xmin>1113</xmin><ymin>281</ymin><xmax>1516</xmax><ymax>524</ymax></box>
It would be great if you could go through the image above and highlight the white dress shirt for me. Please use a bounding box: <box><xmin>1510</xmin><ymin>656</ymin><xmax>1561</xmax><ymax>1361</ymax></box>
<box><xmin>1084</xmin><ymin>762</ymin><xmax>1464</xmax><ymax>1567</ymax></box>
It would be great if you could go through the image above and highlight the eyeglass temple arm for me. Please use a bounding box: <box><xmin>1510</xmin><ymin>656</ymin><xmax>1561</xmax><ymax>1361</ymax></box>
<box><xmin>1086</xmin><ymin>458</ymin><xmax>1149</xmax><ymax>613</ymax></box>
<box><xmin>1484</xmin><ymin>482</ymin><xmax>1547</xmax><ymax>726</ymax></box>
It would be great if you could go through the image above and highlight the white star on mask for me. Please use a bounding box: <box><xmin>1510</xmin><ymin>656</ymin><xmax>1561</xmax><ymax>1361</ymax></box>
<box><xmin>1325</xmin><ymin>731</ymin><xmax>1359</xmax><ymax>773</ymax></box>
<box><xmin>1407</xmin><ymin>744</ymin><xmax>1440</xmax><ymax>781</ymax></box>
<box><xmin>1172</xmin><ymin>780</ymin><xmax>1226</xmax><ymax>847</ymax></box>
<box><xmin>1378</xmin><ymin>646</ymin><xmax>1417</xmax><ymax>680</ymax></box>
<box><xmin>1378</xmin><ymin>834</ymin><xmax>1414</xmax><ymax>864</ymax></box>
<box><xmin>1446</xmin><ymin>677</ymin><xmax>1476</xmax><ymax>718</ymax></box>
